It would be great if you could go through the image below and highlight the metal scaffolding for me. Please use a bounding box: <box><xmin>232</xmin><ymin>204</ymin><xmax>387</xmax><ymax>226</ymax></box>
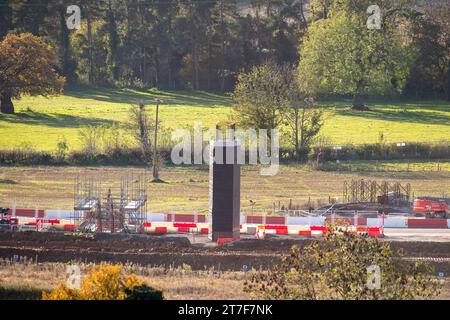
<box><xmin>343</xmin><ymin>179</ymin><xmax>411</xmax><ymax>206</ymax></box>
<box><xmin>73</xmin><ymin>174</ymin><xmax>147</xmax><ymax>233</ymax></box>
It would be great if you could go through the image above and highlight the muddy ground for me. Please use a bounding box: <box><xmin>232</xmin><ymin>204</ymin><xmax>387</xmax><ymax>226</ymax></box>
<box><xmin>0</xmin><ymin>231</ymin><xmax>449</xmax><ymax>273</ymax></box>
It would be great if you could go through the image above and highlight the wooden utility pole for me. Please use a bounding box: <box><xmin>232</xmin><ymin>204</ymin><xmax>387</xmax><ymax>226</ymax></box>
<box><xmin>152</xmin><ymin>99</ymin><xmax>161</xmax><ymax>181</ymax></box>
<box><xmin>87</xmin><ymin>6</ymin><xmax>94</xmax><ymax>84</ymax></box>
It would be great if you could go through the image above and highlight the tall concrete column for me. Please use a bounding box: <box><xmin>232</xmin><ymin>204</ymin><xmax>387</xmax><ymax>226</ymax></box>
<box><xmin>209</xmin><ymin>140</ymin><xmax>241</xmax><ymax>241</ymax></box>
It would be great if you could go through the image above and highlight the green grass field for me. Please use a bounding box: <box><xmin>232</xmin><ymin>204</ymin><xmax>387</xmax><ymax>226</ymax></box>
<box><xmin>0</xmin><ymin>86</ymin><xmax>449</xmax><ymax>151</ymax></box>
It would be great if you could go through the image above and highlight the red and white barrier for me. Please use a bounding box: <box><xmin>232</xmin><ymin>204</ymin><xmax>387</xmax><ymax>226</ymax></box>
<box><xmin>6</xmin><ymin>208</ymin><xmax>449</xmax><ymax>235</ymax></box>
<box><xmin>407</xmin><ymin>218</ymin><xmax>448</xmax><ymax>229</ymax></box>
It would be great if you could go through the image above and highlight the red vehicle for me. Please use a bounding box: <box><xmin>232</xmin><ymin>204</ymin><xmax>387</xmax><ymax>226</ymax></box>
<box><xmin>413</xmin><ymin>198</ymin><xmax>449</xmax><ymax>219</ymax></box>
<box><xmin>0</xmin><ymin>208</ymin><xmax>18</xmax><ymax>231</ymax></box>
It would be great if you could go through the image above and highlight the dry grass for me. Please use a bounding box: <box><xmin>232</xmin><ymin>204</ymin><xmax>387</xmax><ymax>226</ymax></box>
<box><xmin>0</xmin><ymin>260</ymin><xmax>448</xmax><ymax>300</ymax></box>
<box><xmin>0</xmin><ymin>165</ymin><xmax>449</xmax><ymax>213</ymax></box>
<box><xmin>0</xmin><ymin>260</ymin><xmax>251</xmax><ymax>300</ymax></box>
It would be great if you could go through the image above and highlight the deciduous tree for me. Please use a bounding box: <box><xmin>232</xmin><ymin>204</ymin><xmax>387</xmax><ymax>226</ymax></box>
<box><xmin>298</xmin><ymin>0</ymin><xmax>414</xmax><ymax>110</ymax></box>
<box><xmin>0</xmin><ymin>33</ymin><xmax>65</xmax><ymax>114</ymax></box>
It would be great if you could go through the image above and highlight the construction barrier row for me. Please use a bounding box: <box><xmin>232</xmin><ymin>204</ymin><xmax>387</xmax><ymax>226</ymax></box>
<box><xmin>7</xmin><ymin>208</ymin><xmax>450</xmax><ymax>230</ymax></box>
<box><xmin>140</xmin><ymin>222</ymin><xmax>384</xmax><ymax>238</ymax></box>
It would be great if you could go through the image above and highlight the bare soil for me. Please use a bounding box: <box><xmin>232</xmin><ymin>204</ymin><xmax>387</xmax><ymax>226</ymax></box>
<box><xmin>1</xmin><ymin>231</ymin><xmax>450</xmax><ymax>274</ymax></box>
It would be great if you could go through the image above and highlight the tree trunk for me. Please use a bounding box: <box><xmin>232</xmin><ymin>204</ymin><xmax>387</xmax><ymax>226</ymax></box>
<box><xmin>300</xmin><ymin>107</ymin><xmax>306</xmax><ymax>149</ymax></box>
<box><xmin>447</xmin><ymin>62</ymin><xmax>450</xmax><ymax>101</ymax></box>
<box><xmin>352</xmin><ymin>93</ymin><xmax>370</xmax><ymax>111</ymax></box>
<box><xmin>0</xmin><ymin>94</ymin><xmax>14</xmax><ymax>114</ymax></box>
<box><xmin>152</xmin><ymin>102</ymin><xmax>160</xmax><ymax>181</ymax></box>
<box><xmin>59</xmin><ymin>6</ymin><xmax>71</xmax><ymax>81</ymax></box>
<box><xmin>192</xmin><ymin>40</ymin><xmax>199</xmax><ymax>90</ymax></box>
<box><xmin>294</xmin><ymin>108</ymin><xmax>299</xmax><ymax>157</ymax></box>
<box><xmin>219</xmin><ymin>1</ymin><xmax>225</xmax><ymax>93</ymax></box>
<box><xmin>87</xmin><ymin>9</ymin><xmax>94</xmax><ymax>84</ymax></box>
<box><xmin>207</xmin><ymin>39</ymin><xmax>212</xmax><ymax>91</ymax></box>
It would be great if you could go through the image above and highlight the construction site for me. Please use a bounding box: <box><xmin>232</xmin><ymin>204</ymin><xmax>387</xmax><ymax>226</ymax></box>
<box><xmin>73</xmin><ymin>175</ymin><xmax>148</xmax><ymax>234</ymax></box>
<box><xmin>0</xmin><ymin>139</ymin><xmax>449</xmax><ymax>274</ymax></box>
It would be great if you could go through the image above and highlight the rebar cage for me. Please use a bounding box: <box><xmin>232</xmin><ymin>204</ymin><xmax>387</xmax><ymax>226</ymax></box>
<box><xmin>73</xmin><ymin>174</ymin><xmax>147</xmax><ymax>233</ymax></box>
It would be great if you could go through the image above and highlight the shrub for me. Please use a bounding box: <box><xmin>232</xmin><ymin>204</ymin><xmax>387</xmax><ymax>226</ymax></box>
<box><xmin>55</xmin><ymin>137</ymin><xmax>69</xmax><ymax>163</ymax></box>
<box><xmin>310</xmin><ymin>142</ymin><xmax>450</xmax><ymax>162</ymax></box>
<box><xmin>78</xmin><ymin>126</ymin><xmax>105</xmax><ymax>158</ymax></box>
<box><xmin>42</xmin><ymin>264</ymin><xmax>163</xmax><ymax>300</ymax></box>
<box><xmin>244</xmin><ymin>233</ymin><xmax>439</xmax><ymax>300</ymax></box>
<box><xmin>125</xmin><ymin>284</ymin><xmax>164</xmax><ymax>300</ymax></box>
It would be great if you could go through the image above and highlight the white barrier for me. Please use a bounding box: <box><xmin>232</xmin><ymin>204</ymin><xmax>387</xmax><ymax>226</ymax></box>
<box><xmin>286</xmin><ymin>217</ymin><xmax>325</xmax><ymax>226</ymax></box>
<box><xmin>44</xmin><ymin>210</ymin><xmax>73</xmax><ymax>219</ymax></box>
<box><xmin>367</xmin><ymin>218</ymin><xmax>384</xmax><ymax>227</ymax></box>
<box><xmin>144</xmin><ymin>213</ymin><xmax>166</xmax><ymax>222</ymax></box>
<box><xmin>382</xmin><ymin>218</ymin><xmax>408</xmax><ymax>228</ymax></box>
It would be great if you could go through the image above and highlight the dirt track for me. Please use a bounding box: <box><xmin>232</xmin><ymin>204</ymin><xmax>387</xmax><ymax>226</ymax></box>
<box><xmin>1</xmin><ymin>231</ymin><xmax>450</xmax><ymax>273</ymax></box>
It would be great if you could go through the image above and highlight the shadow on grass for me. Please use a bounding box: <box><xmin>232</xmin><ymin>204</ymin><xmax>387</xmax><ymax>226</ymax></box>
<box><xmin>64</xmin><ymin>86</ymin><xmax>232</xmax><ymax>108</ymax></box>
<box><xmin>330</xmin><ymin>169</ymin><xmax>449</xmax><ymax>180</ymax></box>
<box><xmin>334</xmin><ymin>108</ymin><xmax>450</xmax><ymax>126</ymax></box>
<box><xmin>0</xmin><ymin>179</ymin><xmax>17</xmax><ymax>184</ymax></box>
<box><xmin>0</xmin><ymin>110</ymin><xmax>117</xmax><ymax>128</ymax></box>
<box><xmin>0</xmin><ymin>286</ymin><xmax>47</xmax><ymax>300</ymax></box>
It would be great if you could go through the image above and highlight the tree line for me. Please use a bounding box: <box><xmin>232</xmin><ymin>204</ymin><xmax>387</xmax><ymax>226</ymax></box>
<box><xmin>0</xmin><ymin>0</ymin><xmax>306</xmax><ymax>92</ymax></box>
<box><xmin>0</xmin><ymin>0</ymin><xmax>448</xmax><ymax>99</ymax></box>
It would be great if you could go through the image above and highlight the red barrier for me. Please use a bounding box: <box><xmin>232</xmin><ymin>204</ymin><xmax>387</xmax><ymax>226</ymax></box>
<box><xmin>265</xmin><ymin>225</ymin><xmax>288</xmax><ymax>231</ymax></box>
<box><xmin>266</xmin><ymin>216</ymin><xmax>286</xmax><ymax>225</ymax></box>
<box><xmin>368</xmin><ymin>227</ymin><xmax>383</xmax><ymax>238</ymax></box>
<box><xmin>245</xmin><ymin>216</ymin><xmax>286</xmax><ymax>225</ymax></box>
<box><xmin>36</xmin><ymin>219</ymin><xmax>60</xmax><ymax>225</ymax></box>
<box><xmin>246</xmin><ymin>216</ymin><xmax>263</xmax><ymax>224</ymax></box>
<box><xmin>311</xmin><ymin>226</ymin><xmax>327</xmax><ymax>232</ymax></box>
<box><xmin>63</xmin><ymin>224</ymin><xmax>75</xmax><ymax>231</ymax></box>
<box><xmin>154</xmin><ymin>227</ymin><xmax>167</xmax><ymax>234</ymax></box>
<box><xmin>407</xmin><ymin>219</ymin><xmax>448</xmax><ymax>229</ymax></box>
<box><xmin>178</xmin><ymin>227</ymin><xmax>191</xmax><ymax>233</ymax></box>
<box><xmin>15</xmin><ymin>209</ymin><xmax>45</xmax><ymax>218</ymax></box>
<box><xmin>167</xmin><ymin>214</ymin><xmax>206</xmax><ymax>223</ymax></box>
<box><xmin>143</xmin><ymin>222</ymin><xmax>152</xmax><ymax>227</ymax></box>
<box><xmin>299</xmin><ymin>230</ymin><xmax>311</xmax><ymax>236</ymax></box>
<box><xmin>174</xmin><ymin>214</ymin><xmax>195</xmax><ymax>222</ymax></box>
<box><xmin>173</xmin><ymin>223</ymin><xmax>197</xmax><ymax>228</ymax></box>
<box><xmin>200</xmin><ymin>228</ymin><xmax>209</xmax><ymax>234</ymax></box>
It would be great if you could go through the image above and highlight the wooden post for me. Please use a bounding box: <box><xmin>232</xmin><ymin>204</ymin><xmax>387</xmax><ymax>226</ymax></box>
<box><xmin>152</xmin><ymin>99</ymin><xmax>161</xmax><ymax>181</ymax></box>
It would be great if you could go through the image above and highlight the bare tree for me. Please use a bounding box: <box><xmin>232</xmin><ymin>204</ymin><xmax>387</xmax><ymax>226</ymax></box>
<box><xmin>283</xmin><ymin>69</ymin><xmax>324</xmax><ymax>158</ymax></box>
<box><xmin>126</xmin><ymin>102</ymin><xmax>153</xmax><ymax>164</ymax></box>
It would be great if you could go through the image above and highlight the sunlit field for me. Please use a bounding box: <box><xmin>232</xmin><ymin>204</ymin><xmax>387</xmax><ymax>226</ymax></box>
<box><xmin>0</xmin><ymin>86</ymin><xmax>448</xmax><ymax>151</ymax></box>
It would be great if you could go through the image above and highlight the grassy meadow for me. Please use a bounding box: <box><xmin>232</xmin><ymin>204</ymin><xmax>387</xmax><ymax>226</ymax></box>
<box><xmin>0</xmin><ymin>86</ymin><xmax>449</xmax><ymax>151</ymax></box>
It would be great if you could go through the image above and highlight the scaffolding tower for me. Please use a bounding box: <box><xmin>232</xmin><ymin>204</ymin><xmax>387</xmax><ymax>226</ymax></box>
<box><xmin>73</xmin><ymin>174</ymin><xmax>147</xmax><ymax>233</ymax></box>
<box><xmin>343</xmin><ymin>179</ymin><xmax>411</xmax><ymax>206</ymax></box>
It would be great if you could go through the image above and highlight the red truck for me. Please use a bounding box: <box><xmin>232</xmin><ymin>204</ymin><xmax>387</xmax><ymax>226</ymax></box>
<box><xmin>0</xmin><ymin>208</ymin><xmax>18</xmax><ymax>231</ymax></box>
<box><xmin>413</xmin><ymin>198</ymin><xmax>449</xmax><ymax>219</ymax></box>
